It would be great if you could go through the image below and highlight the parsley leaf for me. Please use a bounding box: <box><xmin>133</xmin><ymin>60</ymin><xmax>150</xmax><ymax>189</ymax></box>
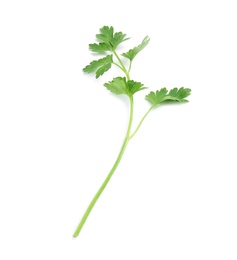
<box><xmin>127</xmin><ymin>80</ymin><xmax>147</xmax><ymax>95</ymax></box>
<box><xmin>89</xmin><ymin>26</ymin><xmax>128</xmax><ymax>53</ymax></box>
<box><xmin>104</xmin><ymin>77</ymin><xmax>146</xmax><ymax>96</ymax></box>
<box><xmin>146</xmin><ymin>87</ymin><xmax>191</xmax><ymax>106</ymax></box>
<box><xmin>122</xmin><ymin>36</ymin><xmax>150</xmax><ymax>61</ymax></box>
<box><xmin>104</xmin><ymin>77</ymin><xmax>128</xmax><ymax>95</ymax></box>
<box><xmin>167</xmin><ymin>87</ymin><xmax>191</xmax><ymax>102</ymax></box>
<box><xmin>145</xmin><ymin>88</ymin><xmax>168</xmax><ymax>105</ymax></box>
<box><xmin>111</xmin><ymin>31</ymin><xmax>129</xmax><ymax>50</ymax></box>
<box><xmin>96</xmin><ymin>26</ymin><xmax>114</xmax><ymax>45</ymax></box>
<box><xmin>89</xmin><ymin>43</ymin><xmax>110</xmax><ymax>53</ymax></box>
<box><xmin>83</xmin><ymin>55</ymin><xmax>113</xmax><ymax>78</ymax></box>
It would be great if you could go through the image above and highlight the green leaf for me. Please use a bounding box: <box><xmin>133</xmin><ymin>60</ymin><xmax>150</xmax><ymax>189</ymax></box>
<box><xmin>145</xmin><ymin>88</ymin><xmax>168</xmax><ymax>105</ymax></box>
<box><xmin>122</xmin><ymin>36</ymin><xmax>150</xmax><ymax>61</ymax></box>
<box><xmin>89</xmin><ymin>26</ymin><xmax>128</xmax><ymax>53</ymax></box>
<box><xmin>89</xmin><ymin>43</ymin><xmax>111</xmax><ymax>53</ymax></box>
<box><xmin>104</xmin><ymin>77</ymin><xmax>146</xmax><ymax>96</ymax></box>
<box><xmin>110</xmin><ymin>31</ymin><xmax>129</xmax><ymax>50</ymax></box>
<box><xmin>96</xmin><ymin>26</ymin><xmax>114</xmax><ymax>45</ymax></box>
<box><xmin>146</xmin><ymin>87</ymin><xmax>191</xmax><ymax>106</ymax></box>
<box><xmin>127</xmin><ymin>80</ymin><xmax>147</xmax><ymax>95</ymax></box>
<box><xmin>83</xmin><ymin>55</ymin><xmax>113</xmax><ymax>78</ymax></box>
<box><xmin>104</xmin><ymin>77</ymin><xmax>128</xmax><ymax>95</ymax></box>
<box><xmin>165</xmin><ymin>87</ymin><xmax>191</xmax><ymax>102</ymax></box>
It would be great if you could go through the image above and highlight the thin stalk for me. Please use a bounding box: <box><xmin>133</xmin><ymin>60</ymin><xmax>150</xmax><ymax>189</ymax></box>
<box><xmin>129</xmin><ymin>105</ymin><xmax>154</xmax><ymax>140</ymax></box>
<box><xmin>112</xmin><ymin>62</ymin><xmax>123</xmax><ymax>71</ymax></box>
<box><xmin>73</xmin><ymin>96</ymin><xmax>134</xmax><ymax>238</ymax></box>
<box><xmin>113</xmin><ymin>51</ymin><xmax>130</xmax><ymax>80</ymax></box>
<box><xmin>128</xmin><ymin>60</ymin><xmax>132</xmax><ymax>74</ymax></box>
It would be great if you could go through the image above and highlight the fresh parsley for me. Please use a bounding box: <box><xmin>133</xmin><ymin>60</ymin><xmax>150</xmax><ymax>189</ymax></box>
<box><xmin>122</xmin><ymin>35</ymin><xmax>150</xmax><ymax>61</ymax></box>
<box><xmin>73</xmin><ymin>26</ymin><xmax>191</xmax><ymax>238</ymax></box>
<box><xmin>104</xmin><ymin>77</ymin><xmax>146</xmax><ymax>96</ymax></box>
<box><xmin>83</xmin><ymin>54</ymin><xmax>113</xmax><ymax>78</ymax></box>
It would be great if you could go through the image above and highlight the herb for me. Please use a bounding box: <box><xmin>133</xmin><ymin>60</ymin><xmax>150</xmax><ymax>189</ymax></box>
<box><xmin>73</xmin><ymin>26</ymin><xmax>191</xmax><ymax>238</ymax></box>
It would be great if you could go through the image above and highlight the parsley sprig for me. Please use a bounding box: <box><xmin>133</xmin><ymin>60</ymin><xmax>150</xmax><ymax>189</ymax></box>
<box><xmin>73</xmin><ymin>26</ymin><xmax>191</xmax><ymax>238</ymax></box>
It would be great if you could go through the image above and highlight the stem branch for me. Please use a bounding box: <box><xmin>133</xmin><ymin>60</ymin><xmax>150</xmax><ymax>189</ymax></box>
<box><xmin>112</xmin><ymin>62</ymin><xmax>123</xmax><ymax>70</ymax></box>
<box><xmin>129</xmin><ymin>106</ymin><xmax>154</xmax><ymax>140</ymax></box>
<box><xmin>113</xmin><ymin>51</ymin><xmax>130</xmax><ymax>80</ymax></box>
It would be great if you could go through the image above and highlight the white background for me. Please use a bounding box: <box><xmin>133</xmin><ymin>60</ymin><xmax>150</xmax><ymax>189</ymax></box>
<box><xmin>0</xmin><ymin>0</ymin><xmax>237</xmax><ymax>259</ymax></box>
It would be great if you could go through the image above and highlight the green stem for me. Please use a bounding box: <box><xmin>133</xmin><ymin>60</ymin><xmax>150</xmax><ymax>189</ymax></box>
<box><xmin>73</xmin><ymin>96</ymin><xmax>134</xmax><ymax>238</ymax></box>
<box><xmin>113</xmin><ymin>51</ymin><xmax>130</xmax><ymax>80</ymax></box>
<box><xmin>112</xmin><ymin>62</ymin><xmax>123</xmax><ymax>71</ymax></box>
<box><xmin>129</xmin><ymin>106</ymin><xmax>154</xmax><ymax>140</ymax></box>
<box><xmin>128</xmin><ymin>60</ymin><xmax>132</xmax><ymax>74</ymax></box>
